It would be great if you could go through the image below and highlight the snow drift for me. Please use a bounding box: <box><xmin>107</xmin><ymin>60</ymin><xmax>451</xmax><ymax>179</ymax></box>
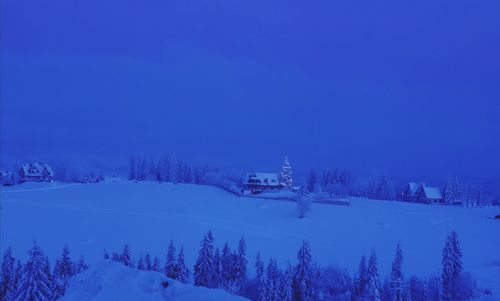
<box><xmin>60</xmin><ymin>260</ymin><xmax>248</xmax><ymax>301</ymax></box>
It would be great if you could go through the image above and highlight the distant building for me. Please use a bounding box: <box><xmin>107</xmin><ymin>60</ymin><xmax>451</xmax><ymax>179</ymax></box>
<box><xmin>0</xmin><ymin>170</ymin><xmax>15</xmax><ymax>186</ymax></box>
<box><xmin>19</xmin><ymin>163</ymin><xmax>54</xmax><ymax>182</ymax></box>
<box><xmin>415</xmin><ymin>185</ymin><xmax>443</xmax><ymax>203</ymax></box>
<box><xmin>401</xmin><ymin>182</ymin><xmax>423</xmax><ymax>202</ymax></box>
<box><xmin>402</xmin><ymin>182</ymin><xmax>443</xmax><ymax>204</ymax></box>
<box><xmin>244</xmin><ymin>172</ymin><xmax>282</xmax><ymax>194</ymax></box>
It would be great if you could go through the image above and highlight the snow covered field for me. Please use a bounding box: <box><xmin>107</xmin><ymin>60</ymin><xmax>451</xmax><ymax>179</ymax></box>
<box><xmin>1</xmin><ymin>181</ymin><xmax>499</xmax><ymax>296</ymax></box>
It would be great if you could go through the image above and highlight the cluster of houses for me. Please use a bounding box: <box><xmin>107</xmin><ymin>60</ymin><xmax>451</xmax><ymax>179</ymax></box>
<box><xmin>401</xmin><ymin>182</ymin><xmax>446</xmax><ymax>204</ymax></box>
<box><xmin>243</xmin><ymin>171</ymin><xmax>453</xmax><ymax>205</ymax></box>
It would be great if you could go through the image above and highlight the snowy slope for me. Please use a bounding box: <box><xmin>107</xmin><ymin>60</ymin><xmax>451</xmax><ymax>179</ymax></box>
<box><xmin>60</xmin><ymin>260</ymin><xmax>248</xmax><ymax>301</ymax></box>
<box><xmin>1</xmin><ymin>181</ymin><xmax>499</xmax><ymax>295</ymax></box>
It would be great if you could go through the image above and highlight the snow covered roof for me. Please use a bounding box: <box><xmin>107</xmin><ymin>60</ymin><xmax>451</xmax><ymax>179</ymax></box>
<box><xmin>20</xmin><ymin>162</ymin><xmax>54</xmax><ymax>177</ymax></box>
<box><xmin>246</xmin><ymin>172</ymin><xmax>281</xmax><ymax>186</ymax></box>
<box><xmin>407</xmin><ymin>182</ymin><xmax>426</xmax><ymax>196</ymax></box>
<box><xmin>420</xmin><ymin>186</ymin><xmax>442</xmax><ymax>200</ymax></box>
<box><xmin>408</xmin><ymin>182</ymin><xmax>420</xmax><ymax>195</ymax></box>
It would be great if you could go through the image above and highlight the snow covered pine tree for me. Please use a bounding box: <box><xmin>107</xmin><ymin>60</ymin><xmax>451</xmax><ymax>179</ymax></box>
<box><xmin>194</xmin><ymin>230</ymin><xmax>215</xmax><ymax>287</ymax></box>
<box><xmin>14</xmin><ymin>242</ymin><xmax>52</xmax><ymax>301</ymax></box>
<box><xmin>390</xmin><ymin>242</ymin><xmax>404</xmax><ymax>301</ymax></box>
<box><xmin>280</xmin><ymin>156</ymin><xmax>293</xmax><ymax>190</ymax></box>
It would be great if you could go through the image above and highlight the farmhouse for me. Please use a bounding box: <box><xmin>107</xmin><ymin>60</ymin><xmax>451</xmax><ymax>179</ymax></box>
<box><xmin>402</xmin><ymin>182</ymin><xmax>443</xmax><ymax>204</ymax></box>
<box><xmin>244</xmin><ymin>172</ymin><xmax>282</xmax><ymax>194</ymax></box>
<box><xmin>19</xmin><ymin>163</ymin><xmax>54</xmax><ymax>182</ymax></box>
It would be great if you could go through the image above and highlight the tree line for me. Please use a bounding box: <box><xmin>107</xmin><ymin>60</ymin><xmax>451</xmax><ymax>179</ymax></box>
<box><xmin>1</xmin><ymin>230</ymin><xmax>481</xmax><ymax>301</ymax></box>
<box><xmin>0</xmin><ymin>243</ymin><xmax>88</xmax><ymax>301</ymax></box>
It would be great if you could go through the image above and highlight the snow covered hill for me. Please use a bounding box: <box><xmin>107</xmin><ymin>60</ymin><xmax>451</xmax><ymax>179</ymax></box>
<box><xmin>1</xmin><ymin>180</ymin><xmax>499</xmax><ymax>296</ymax></box>
<box><xmin>60</xmin><ymin>260</ymin><xmax>248</xmax><ymax>301</ymax></box>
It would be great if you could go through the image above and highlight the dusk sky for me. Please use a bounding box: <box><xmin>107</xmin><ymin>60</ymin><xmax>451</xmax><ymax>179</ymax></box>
<box><xmin>1</xmin><ymin>0</ymin><xmax>499</xmax><ymax>184</ymax></box>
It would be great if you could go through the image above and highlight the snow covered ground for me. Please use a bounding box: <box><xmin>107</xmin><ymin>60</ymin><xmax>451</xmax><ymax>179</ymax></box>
<box><xmin>1</xmin><ymin>181</ymin><xmax>499</xmax><ymax>296</ymax></box>
<box><xmin>60</xmin><ymin>260</ymin><xmax>248</xmax><ymax>301</ymax></box>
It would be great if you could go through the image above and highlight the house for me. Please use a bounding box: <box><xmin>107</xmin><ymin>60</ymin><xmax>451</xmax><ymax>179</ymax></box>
<box><xmin>244</xmin><ymin>172</ymin><xmax>282</xmax><ymax>194</ymax></box>
<box><xmin>19</xmin><ymin>163</ymin><xmax>54</xmax><ymax>182</ymax></box>
<box><xmin>415</xmin><ymin>185</ymin><xmax>443</xmax><ymax>203</ymax></box>
<box><xmin>402</xmin><ymin>182</ymin><xmax>443</xmax><ymax>204</ymax></box>
<box><xmin>401</xmin><ymin>182</ymin><xmax>424</xmax><ymax>202</ymax></box>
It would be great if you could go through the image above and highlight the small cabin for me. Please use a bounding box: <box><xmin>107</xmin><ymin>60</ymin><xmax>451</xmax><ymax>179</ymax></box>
<box><xmin>415</xmin><ymin>185</ymin><xmax>443</xmax><ymax>204</ymax></box>
<box><xmin>245</xmin><ymin>172</ymin><xmax>282</xmax><ymax>194</ymax></box>
<box><xmin>19</xmin><ymin>163</ymin><xmax>54</xmax><ymax>182</ymax></box>
<box><xmin>401</xmin><ymin>182</ymin><xmax>423</xmax><ymax>202</ymax></box>
<box><xmin>402</xmin><ymin>182</ymin><xmax>443</xmax><ymax>204</ymax></box>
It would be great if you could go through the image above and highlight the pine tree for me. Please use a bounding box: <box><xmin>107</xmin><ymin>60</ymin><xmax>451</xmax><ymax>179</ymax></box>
<box><xmin>307</xmin><ymin>169</ymin><xmax>317</xmax><ymax>192</ymax></box>
<box><xmin>279</xmin><ymin>262</ymin><xmax>293</xmax><ymax>301</ymax></box>
<box><xmin>358</xmin><ymin>255</ymin><xmax>368</xmax><ymax>297</ymax></box>
<box><xmin>148</xmin><ymin>157</ymin><xmax>156</xmax><ymax>180</ymax></box>
<box><xmin>258</xmin><ymin>274</ymin><xmax>270</xmax><ymax>301</ymax></box>
<box><xmin>427</xmin><ymin>274</ymin><xmax>442</xmax><ymax>301</ymax></box>
<box><xmin>193</xmin><ymin>167</ymin><xmax>202</xmax><ymax>184</ymax></box>
<box><xmin>193</xmin><ymin>230</ymin><xmax>215</xmax><ymax>287</ymax></box>
<box><xmin>280</xmin><ymin>156</ymin><xmax>293</xmax><ymax>190</ymax></box>
<box><xmin>6</xmin><ymin>260</ymin><xmax>21</xmax><ymax>301</ymax></box>
<box><xmin>162</xmin><ymin>154</ymin><xmax>171</xmax><ymax>182</ymax></box>
<box><xmin>441</xmin><ymin>231</ymin><xmax>463</xmax><ymax>300</ymax></box>
<box><xmin>43</xmin><ymin>256</ymin><xmax>52</xmax><ymax>288</ymax></box>
<box><xmin>293</xmin><ymin>240</ymin><xmax>312</xmax><ymax>301</ymax></box>
<box><xmin>184</xmin><ymin>164</ymin><xmax>193</xmax><ymax>183</ymax></box>
<box><xmin>152</xmin><ymin>257</ymin><xmax>161</xmax><ymax>273</ymax></box>
<box><xmin>176</xmin><ymin>161</ymin><xmax>184</xmax><ymax>183</ymax></box>
<box><xmin>212</xmin><ymin>248</ymin><xmax>221</xmax><ymax>287</ymax></box>
<box><xmin>296</xmin><ymin>186</ymin><xmax>311</xmax><ymax>219</ymax></box>
<box><xmin>14</xmin><ymin>242</ymin><xmax>52</xmax><ymax>301</ymax></box>
<box><xmin>443</xmin><ymin>177</ymin><xmax>460</xmax><ymax>204</ymax></box>
<box><xmin>255</xmin><ymin>252</ymin><xmax>264</xmax><ymax>281</ymax></box>
<box><xmin>144</xmin><ymin>253</ymin><xmax>152</xmax><ymax>271</ymax></box>
<box><xmin>391</xmin><ymin>242</ymin><xmax>404</xmax><ymax>301</ymax></box>
<box><xmin>176</xmin><ymin>248</ymin><xmax>189</xmax><ymax>283</ymax></box>
<box><xmin>155</xmin><ymin>161</ymin><xmax>164</xmax><ymax>182</ymax></box>
<box><xmin>266</xmin><ymin>258</ymin><xmax>279</xmax><ymax>301</ymax></box>
<box><xmin>0</xmin><ymin>247</ymin><xmax>15</xmax><ymax>299</ymax></box>
<box><xmin>120</xmin><ymin>244</ymin><xmax>133</xmax><ymax>267</ymax></box>
<box><xmin>235</xmin><ymin>237</ymin><xmax>247</xmax><ymax>289</ymax></box>
<box><xmin>382</xmin><ymin>277</ymin><xmax>392</xmax><ymax>301</ymax></box>
<box><xmin>75</xmin><ymin>255</ymin><xmax>88</xmax><ymax>273</ymax></box>
<box><xmin>140</xmin><ymin>156</ymin><xmax>147</xmax><ymax>181</ymax></box>
<box><xmin>52</xmin><ymin>245</ymin><xmax>75</xmax><ymax>300</ymax></box>
<box><xmin>367</xmin><ymin>248</ymin><xmax>381</xmax><ymax>301</ymax></box>
<box><xmin>165</xmin><ymin>241</ymin><xmax>178</xmax><ymax>279</ymax></box>
<box><xmin>128</xmin><ymin>156</ymin><xmax>136</xmax><ymax>180</ymax></box>
<box><xmin>221</xmin><ymin>243</ymin><xmax>233</xmax><ymax>289</ymax></box>
<box><xmin>402</xmin><ymin>283</ymin><xmax>413</xmax><ymax>301</ymax></box>
<box><xmin>137</xmin><ymin>255</ymin><xmax>145</xmax><ymax>270</ymax></box>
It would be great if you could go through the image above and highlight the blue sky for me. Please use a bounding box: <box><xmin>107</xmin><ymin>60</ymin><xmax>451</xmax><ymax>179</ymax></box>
<box><xmin>1</xmin><ymin>0</ymin><xmax>499</xmax><ymax>184</ymax></box>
